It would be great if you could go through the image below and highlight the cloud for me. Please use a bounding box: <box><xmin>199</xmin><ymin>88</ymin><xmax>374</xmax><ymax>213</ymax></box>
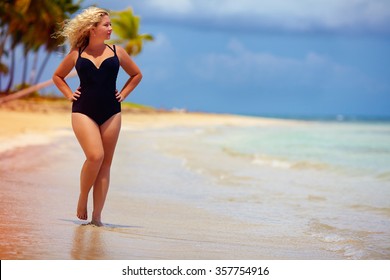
<box><xmin>187</xmin><ymin>38</ymin><xmax>381</xmax><ymax>97</ymax></box>
<box><xmin>180</xmin><ymin>38</ymin><xmax>390</xmax><ymax>115</ymax></box>
<box><xmin>130</xmin><ymin>0</ymin><xmax>390</xmax><ymax>35</ymax></box>
<box><xmin>146</xmin><ymin>0</ymin><xmax>194</xmax><ymax>14</ymax></box>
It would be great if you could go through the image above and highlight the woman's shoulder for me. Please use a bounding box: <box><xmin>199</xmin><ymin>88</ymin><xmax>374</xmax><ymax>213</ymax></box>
<box><xmin>68</xmin><ymin>48</ymin><xmax>79</xmax><ymax>57</ymax></box>
<box><xmin>60</xmin><ymin>48</ymin><xmax>79</xmax><ymax>64</ymax></box>
<box><xmin>112</xmin><ymin>45</ymin><xmax>128</xmax><ymax>58</ymax></box>
<box><xmin>105</xmin><ymin>44</ymin><xmax>121</xmax><ymax>54</ymax></box>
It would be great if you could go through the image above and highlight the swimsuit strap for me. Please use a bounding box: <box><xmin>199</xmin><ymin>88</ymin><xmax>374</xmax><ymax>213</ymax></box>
<box><xmin>79</xmin><ymin>45</ymin><xmax>116</xmax><ymax>57</ymax></box>
<box><xmin>106</xmin><ymin>44</ymin><xmax>117</xmax><ymax>55</ymax></box>
<box><xmin>79</xmin><ymin>45</ymin><xmax>88</xmax><ymax>56</ymax></box>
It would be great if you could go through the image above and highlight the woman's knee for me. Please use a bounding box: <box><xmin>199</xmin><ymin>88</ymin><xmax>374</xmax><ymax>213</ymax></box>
<box><xmin>86</xmin><ymin>150</ymin><xmax>104</xmax><ymax>164</ymax></box>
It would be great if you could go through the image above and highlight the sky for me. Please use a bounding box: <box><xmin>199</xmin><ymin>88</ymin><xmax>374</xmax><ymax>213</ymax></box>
<box><xmin>46</xmin><ymin>1</ymin><xmax>390</xmax><ymax>117</ymax></box>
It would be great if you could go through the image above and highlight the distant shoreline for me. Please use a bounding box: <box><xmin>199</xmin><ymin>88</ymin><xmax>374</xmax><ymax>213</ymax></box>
<box><xmin>0</xmin><ymin>97</ymin><xmax>293</xmax><ymax>154</ymax></box>
<box><xmin>237</xmin><ymin>112</ymin><xmax>390</xmax><ymax>123</ymax></box>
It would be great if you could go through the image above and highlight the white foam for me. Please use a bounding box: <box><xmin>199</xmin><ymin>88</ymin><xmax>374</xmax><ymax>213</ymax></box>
<box><xmin>252</xmin><ymin>157</ymin><xmax>292</xmax><ymax>169</ymax></box>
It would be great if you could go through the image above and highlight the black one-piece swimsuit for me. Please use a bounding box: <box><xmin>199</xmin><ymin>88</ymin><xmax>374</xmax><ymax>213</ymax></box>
<box><xmin>73</xmin><ymin>44</ymin><xmax>120</xmax><ymax>126</ymax></box>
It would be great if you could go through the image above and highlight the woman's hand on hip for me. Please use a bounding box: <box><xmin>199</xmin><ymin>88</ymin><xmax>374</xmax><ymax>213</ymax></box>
<box><xmin>115</xmin><ymin>89</ymin><xmax>125</xmax><ymax>102</ymax></box>
<box><xmin>68</xmin><ymin>87</ymin><xmax>81</xmax><ymax>102</ymax></box>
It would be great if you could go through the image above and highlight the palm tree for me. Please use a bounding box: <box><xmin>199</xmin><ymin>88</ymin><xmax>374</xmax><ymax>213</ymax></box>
<box><xmin>0</xmin><ymin>0</ymin><xmax>25</xmax><ymax>92</ymax></box>
<box><xmin>28</xmin><ymin>0</ymin><xmax>80</xmax><ymax>84</ymax></box>
<box><xmin>110</xmin><ymin>8</ymin><xmax>154</xmax><ymax>56</ymax></box>
<box><xmin>0</xmin><ymin>0</ymin><xmax>80</xmax><ymax>93</ymax></box>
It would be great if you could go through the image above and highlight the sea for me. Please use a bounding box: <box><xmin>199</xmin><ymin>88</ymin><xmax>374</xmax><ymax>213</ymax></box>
<box><xmin>1</xmin><ymin>114</ymin><xmax>390</xmax><ymax>259</ymax></box>
<box><xmin>121</xmin><ymin>115</ymin><xmax>390</xmax><ymax>259</ymax></box>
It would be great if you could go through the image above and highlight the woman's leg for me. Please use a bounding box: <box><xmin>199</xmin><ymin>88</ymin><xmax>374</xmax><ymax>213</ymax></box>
<box><xmin>91</xmin><ymin>113</ymin><xmax>122</xmax><ymax>226</ymax></box>
<box><xmin>72</xmin><ymin>113</ymin><xmax>105</xmax><ymax>221</ymax></box>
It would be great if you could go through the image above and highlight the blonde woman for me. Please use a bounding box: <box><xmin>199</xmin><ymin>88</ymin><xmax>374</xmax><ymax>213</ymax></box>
<box><xmin>53</xmin><ymin>7</ymin><xmax>142</xmax><ymax>226</ymax></box>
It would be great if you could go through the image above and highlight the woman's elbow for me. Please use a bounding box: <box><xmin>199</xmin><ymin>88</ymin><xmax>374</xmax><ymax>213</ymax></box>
<box><xmin>52</xmin><ymin>73</ymin><xmax>59</xmax><ymax>85</ymax></box>
<box><xmin>52</xmin><ymin>72</ymin><xmax>66</xmax><ymax>89</ymax></box>
<box><xmin>137</xmin><ymin>71</ymin><xmax>143</xmax><ymax>82</ymax></box>
<box><xmin>52</xmin><ymin>72</ymin><xmax>62</xmax><ymax>83</ymax></box>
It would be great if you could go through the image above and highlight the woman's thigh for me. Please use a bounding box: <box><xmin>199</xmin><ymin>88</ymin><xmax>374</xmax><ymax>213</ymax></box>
<box><xmin>72</xmin><ymin>113</ymin><xmax>104</xmax><ymax>159</ymax></box>
<box><xmin>99</xmin><ymin>113</ymin><xmax>121</xmax><ymax>165</ymax></box>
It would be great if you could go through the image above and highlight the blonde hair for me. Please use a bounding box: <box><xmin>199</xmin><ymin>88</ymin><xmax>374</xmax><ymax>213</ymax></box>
<box><xmin>54</xmin><ymin>6</ymin><xmax>109</xmax><ymax>49</ymax></box>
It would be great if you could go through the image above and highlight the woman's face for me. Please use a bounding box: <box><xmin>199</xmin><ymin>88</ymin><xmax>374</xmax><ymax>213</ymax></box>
<box><xmin>93</xmin><ymin>15</ymin><xmax>112</xmax><ymax>40</ymax></box>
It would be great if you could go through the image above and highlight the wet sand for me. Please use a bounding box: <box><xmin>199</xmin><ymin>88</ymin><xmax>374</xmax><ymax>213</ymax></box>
<box><xmin>1</xmin><ymin>142</ymin><xmax>337</xmax><ymax>260</ymax></box>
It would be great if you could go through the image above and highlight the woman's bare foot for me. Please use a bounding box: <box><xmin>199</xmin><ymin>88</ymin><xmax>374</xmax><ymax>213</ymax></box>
<box><xmin>90</xmin><ymin>220</ymin><xmax>104</xmax><ymax>227</ymax></box>
<box><xmin>77</xmin><ymin>195</ymin><xmax>88</xmax><ymax>220</ymax></box>
<box><xmin>90</xmin><ymin>211</ymin><xmax>103</xmax><ymax>226</ymax></box>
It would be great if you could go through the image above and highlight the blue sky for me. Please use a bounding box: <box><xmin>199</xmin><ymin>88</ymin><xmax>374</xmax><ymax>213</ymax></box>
<box><xmin>49</xmin><ymin>0</ymin><xmax>390</xmax><ymax>117</ymax></box>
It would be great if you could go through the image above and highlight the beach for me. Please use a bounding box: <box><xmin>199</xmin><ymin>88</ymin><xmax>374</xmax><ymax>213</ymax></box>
<box><xmin>1</xmin><ymin>100</ymin><xmax>389</xmax><ymax>260</ymax></box>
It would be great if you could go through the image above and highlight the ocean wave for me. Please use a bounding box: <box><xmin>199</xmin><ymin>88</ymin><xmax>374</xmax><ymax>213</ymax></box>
<box><xmin>252</xmin><ymin>157</ymin><xmax>292</xmax><ymax>169</ymax></box>
<box><xmin>222</xmin><ymin>146</ymin><xmax>331</xmax><ymax>171</ymax></box>
<box><xmin>307</xmin><ymin>220</ymin><xmax>386</xmax><ymax>259</ymax></box>
<box><xmin>252</xmin><ymin>155</ymin><xmax>330</xmax><ymax>171</ymax></box>
<box><xmin>377</xmin><ymin>171</ymin><xmax>390</xmax><ymax>181</ymax></box>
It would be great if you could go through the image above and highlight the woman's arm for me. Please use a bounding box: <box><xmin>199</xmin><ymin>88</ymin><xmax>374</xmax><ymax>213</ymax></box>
<box><xmin>52</xmin><ymin>49</ymin><xmax>79</xmax><ymax>101</ymax></box>
<box><xmin>116</xmin><ymin>45</ymin><xmax>143</xmax><ymax>102</ymax></box>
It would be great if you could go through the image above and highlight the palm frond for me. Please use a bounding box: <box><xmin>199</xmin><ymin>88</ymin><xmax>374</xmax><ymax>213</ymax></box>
<box><xmin>110</xmin><ymin>8</ymin><xmax>153</xmax><ymax>56</ymax></box>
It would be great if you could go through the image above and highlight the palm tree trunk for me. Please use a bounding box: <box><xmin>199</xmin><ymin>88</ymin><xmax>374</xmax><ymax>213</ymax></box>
<box><xmin>0</xmin><ymin>32</ymin><xmax>9</xmax><ymax>91</ymax></box>
<box><xmin>22</xmin><ymin>52</ymin><xmax>28</xmax><ymax>86</ymax></box>
<box><xmin>0</xmin><ymin>70</ymin><xmax>77</xmax><ymax>103</ymax></box>
<box><xmin>0</xmin><ymin>31</ymin><xmax>9</xmax><ymax>59</ymax></box>
<box><xmin>30</xmin><ymin>51</ymin><xmax>39</xmax><ymax>84</ymax></box>
<box><xmin>5</xmin><ymin>49</ymin><xmax>15</xmax><ymax>93</ymax></box>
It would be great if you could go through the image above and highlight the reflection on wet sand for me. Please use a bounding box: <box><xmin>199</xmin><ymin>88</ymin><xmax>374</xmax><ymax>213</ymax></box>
<box><xmin>69</xmin><ymin>221</ymin><xmax>142</xmax><ymax>259</ymax></box>
<box><xmin>71</xmin><ymin>224</ymin><xmax>107</xmax><ymax>260</ymax></box>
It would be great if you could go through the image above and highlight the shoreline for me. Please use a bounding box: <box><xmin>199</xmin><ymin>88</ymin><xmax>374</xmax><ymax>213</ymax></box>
<box><xmin>0</xmin><ymin>141</ymin><xmax>340</xmax><ymax>260</ymax></box>
<box><xmin>1</xmin><ymin>99</ymin><xmax>388</xmax><ymax>260</ymax></box>
<box><xmin>0</xmin><ymin>99</ymin><xmax>293</xmax><ymax>154</ymax></box>
<box><xmin>0</xmin><ymin>99</ymin><xmax>315</xmax><ymax>260</ymax></box>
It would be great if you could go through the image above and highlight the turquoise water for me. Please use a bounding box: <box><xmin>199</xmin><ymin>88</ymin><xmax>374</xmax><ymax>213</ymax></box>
<box><xmin>202</xmin><ymin>121</ymin><xmax>390</xmax><ymax>179</ymax></box>
<box><xmin>150</xmin><ymin>119</ymin><xmax>390</xmax><ymax>259</ymax></box>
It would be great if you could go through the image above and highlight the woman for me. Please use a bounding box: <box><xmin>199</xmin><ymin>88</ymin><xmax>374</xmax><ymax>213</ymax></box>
<box><xmin>52</xmin><ymin>7</ymin><xmax>142</xmax><ymax>226</ymax></box>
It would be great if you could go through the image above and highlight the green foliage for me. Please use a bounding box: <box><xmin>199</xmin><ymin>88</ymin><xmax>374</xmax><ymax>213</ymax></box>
<box><xmin>109</xmin><ymin>8</ymin><xmax>154</xmax><ymax>56</ymax></box>
<box><xmin>0</xmin><ymin>0</ymin><xmax>82</xmax><ymax>93</ymax></box>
